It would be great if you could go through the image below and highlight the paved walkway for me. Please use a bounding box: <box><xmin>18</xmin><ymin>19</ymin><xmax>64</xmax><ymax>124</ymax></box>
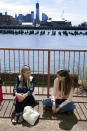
<box><xmin>0</xmin><ymin>101</ymin><xmax>87</xmax><ymax>131</ymax></box>
<box><xmin>0</xmin><ymin>118</ymin><xmax>87</xmax><ymax>131</ymax></box>
<box><xmin>0</xmin><ymin>89</ymin><xmax>87</xmax><ymax>131</ymax></box>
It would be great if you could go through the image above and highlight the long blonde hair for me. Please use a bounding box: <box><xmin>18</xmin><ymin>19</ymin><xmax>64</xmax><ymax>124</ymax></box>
<box><xmin>20</xmin><ymin>65</ymin><xmax>31</xmax><ymax>87</ymax></box>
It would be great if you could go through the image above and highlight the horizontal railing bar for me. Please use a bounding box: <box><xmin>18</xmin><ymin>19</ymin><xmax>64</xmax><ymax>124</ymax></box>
<box><xmin>0</xmin><ymin>48</ymin><xmax>87</xmax><ymax>52</ymax></box>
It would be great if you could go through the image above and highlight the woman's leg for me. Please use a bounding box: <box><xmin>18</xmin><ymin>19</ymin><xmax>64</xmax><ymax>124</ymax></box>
<box><xmin>42</xmin><ymin>98</ymin><xmax>52</xmax><ymax>107</ymax></box>
<box><xmin>15</xmin><ymin>100</ymin><xmax>23</xmax><ymax>113</ymax></box>
<box><xmin>21</xmin><ymin>94</ymin><xmax>36</xmax><ymax>112</ymax></box>
<box><xmin>58</xmin><ymin>101</ymin><xmax>76</xmax><ymax>113</ymax></box>
<box><xmin>12</xmin><ymin>100</ymin><xmax>23</xmax><ymax>124</ymax></box>
<box><xmin>17</xmin><ymin>112</ymin><xmax>23</xmax><ymax>123</ymax></box>
<box><xmin>12</xmin><ymin>113</ymin><xmax>20</xmax><ymax>124</ymax></box>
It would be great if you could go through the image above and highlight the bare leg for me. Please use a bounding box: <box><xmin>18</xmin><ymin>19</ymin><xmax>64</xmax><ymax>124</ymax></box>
<box><xmin>18</xmin><ymin>112</ymin><xmax>23</xmax><ymax>123</ymax></box>
<box><xmin>12</xmin><ymin>113</ymin><xmax>20</xmax><ymax>124</ymax></box>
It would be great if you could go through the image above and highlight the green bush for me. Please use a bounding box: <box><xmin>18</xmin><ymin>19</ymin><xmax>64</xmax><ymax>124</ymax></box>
<box><xmin>0</xmin><ymin>72</ymin><xmax>78</xmax><ymax>87</ymax></box>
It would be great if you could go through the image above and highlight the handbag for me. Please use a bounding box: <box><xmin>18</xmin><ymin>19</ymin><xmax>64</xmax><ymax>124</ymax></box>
<box><xmin>23</xmin><ymin>106</ymin><xmax>40</xmax><ymax>125</ymax></box>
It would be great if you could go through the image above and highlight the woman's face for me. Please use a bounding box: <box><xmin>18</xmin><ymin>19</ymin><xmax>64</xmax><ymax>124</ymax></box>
<box><xmin>23</xmin><ymin>70</ymin><xmax>31</xmax><ymax>79</ymax></box>
<box><xmin>57</xmin><ymin>74</ymin><xmax>65</xmax><ymax>81</ymax></box>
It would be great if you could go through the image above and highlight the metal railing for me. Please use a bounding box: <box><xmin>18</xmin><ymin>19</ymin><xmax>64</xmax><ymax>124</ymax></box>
<box><xmin>0</xmin><ymin>48</ymin><xmax>87</xmax><ymax>97</ymax></box>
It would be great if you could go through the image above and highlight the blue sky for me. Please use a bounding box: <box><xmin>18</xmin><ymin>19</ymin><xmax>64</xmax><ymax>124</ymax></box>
<box><xmin>0</xmin><ymin>0</ymin><xmax>87</xmax><ymax>25</ymax></box>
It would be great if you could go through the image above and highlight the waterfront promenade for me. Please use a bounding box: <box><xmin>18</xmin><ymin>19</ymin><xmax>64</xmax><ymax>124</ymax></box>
<box><xmin>0</xmin><ymin>101</ymin><xmax>87</xmax><ymax>131</ymax></box>
<box><xmin>0</xmin><ymin>88</ymin><xmax>87</xmax><ymax>131</ymax></box>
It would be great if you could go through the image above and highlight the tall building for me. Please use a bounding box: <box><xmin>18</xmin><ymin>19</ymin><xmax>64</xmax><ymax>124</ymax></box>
<box><xmin>25</xmin><ymin>14</ymin><xmax>32</xmax><ymax>22</ymax></box>
<box><xmin>15</xmin><ymin>14</ymin><xmax>17</xmax><ymax>19</ymax></box>
<box><xmin>0</xmin><ymin>13</ymin><xmax>12</xmax><ymax>25</ymax></box>
<box><xmin>31</xmin><ymin>11</ymin><xmax>34</xmax><ymax>23</ymax></box>
<box><xmin>18</xmin><ymin>14</ymin><xmax>24</xmax><ymax>22</ymax></box>
<box><xmin>42</xmin><ymin>13</ymin><xmax>48</xmax><ymax>22</ymax></box>
<box><xmin>36</xmin><ymin>2</ymin><xmax>40</xmax><ymax>24</ymax></box>
<box><xmin>5</xmin><ymin>12</ymin><xmax>7</xmax><ymax>15</ymax></box>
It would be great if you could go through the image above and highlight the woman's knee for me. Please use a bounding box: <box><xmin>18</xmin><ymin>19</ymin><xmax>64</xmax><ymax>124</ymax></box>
<box><xmin>42</xmin><ymin>98</ymin><xmax>52</xmax><ymax>106</ymax></box>
<box><xmin>68</xmin><ymin>101</ymin><xmax>76</xmax><ymax>110</ymax></box>
<box><xmin>58</xmin><ymin>101</ymin><xmax>76</xmax><ymax>113</ymax></box>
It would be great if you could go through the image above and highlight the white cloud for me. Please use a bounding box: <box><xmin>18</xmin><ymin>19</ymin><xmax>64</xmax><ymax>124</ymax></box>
<box><xmin>0</xmin><ymin>1</ymin><xmax>35</xmax><ymax>16</ymax></box>
<box><xmin>0</xmin><ymin>0</ymin><xmax>31</xmax><ymax>5</ymax></box>
<box><xmin>56</xmin><ymin>0</ymin><xmax>65</xmax><ymax>3</ymax></box>
<box><xmin>64</xmin><ymin>13</ymin><xmax>87</xmax><ymax>25</ymax></box>
<box><xmin>40</xmin><ymin>6</ymin><xmax>60</xmax><ymax>17</ymax></box>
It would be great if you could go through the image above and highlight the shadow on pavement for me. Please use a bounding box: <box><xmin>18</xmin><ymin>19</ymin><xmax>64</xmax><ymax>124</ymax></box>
<box><xmin>11</xmin><ymin>107</ymin><xmax>78</xmax><ymax>130</ymax></box>
<box><xmin>22</xmin><ymin>118</ymin><xmax>40</xmax><ymax>127</ymax></box>
<box><xmin>42</xmin><ymin>110</ymin><xmax>78</xmax><ymax>130</ymax></box>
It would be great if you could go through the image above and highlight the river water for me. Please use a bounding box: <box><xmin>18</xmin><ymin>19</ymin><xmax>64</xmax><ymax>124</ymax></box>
<box><xmin>0</xmin><ymin>30</ymin><xmax>87</xmax><ymax>49</ymax></box>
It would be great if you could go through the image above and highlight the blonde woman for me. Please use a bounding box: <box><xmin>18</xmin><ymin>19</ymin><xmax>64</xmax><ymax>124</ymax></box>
<box><xmin>42</xmin><ymin>69</ymin><xmax>76</xmax><ymax>114</ymax></box>
<box><xmin>12</xmin><ymin>65</ymin><xmax>38</xmax><ymax>124</ymax></box>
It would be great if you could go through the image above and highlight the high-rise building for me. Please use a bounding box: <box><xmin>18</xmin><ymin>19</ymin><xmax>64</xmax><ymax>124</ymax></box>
<box><xmin>42</xmin><ymin>13</ymin><xmax>48</xmax><ymax>22</ymax></box>
<box><xmin>15</xmin><ymin>14</ymin><xmax>17</xmax><ymax>19</ymax></box>
<box><xmin>31</xmin><ymin>11</ymin><xmax>34</xmax><ymax>23</ymax></box>
<box><xmin>36</xmin><ymin>2</ymin><xmax>40</xmax><ymax>24</ymax></box>
<box><xmin>25</xmin><ymin>14</ymin><xmax>32</xmax><ymax>22</ymax></box>
<box><xmin>0</xmin><ymin>13</ymin><xmax>13</xmax><ymax>25</ymax></box>
<box><xmin>18</xmin><ymin>14</ymin><xmax>24</xmax><ymax>22</ymax></box>
<box><xmin>5</xmin><ymin>12</ymin><xmax>7</xmax><ymax>15</ymax></box>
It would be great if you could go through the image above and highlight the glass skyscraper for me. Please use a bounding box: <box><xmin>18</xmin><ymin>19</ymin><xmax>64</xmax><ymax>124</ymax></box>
<box><xmin>36</xmin><ymin>2</ymin><xmax>40</xmax><ymax>24</ymax></box>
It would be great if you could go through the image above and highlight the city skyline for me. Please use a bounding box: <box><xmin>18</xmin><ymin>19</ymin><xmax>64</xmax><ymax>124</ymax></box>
<box><xmin>0</xmin><ymin>0</ymin><xmax>87</xmax><ymax>26</ymax></box>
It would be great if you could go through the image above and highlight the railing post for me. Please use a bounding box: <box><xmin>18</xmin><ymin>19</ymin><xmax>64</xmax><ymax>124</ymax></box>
<box><xmin>47</xmin><ymin>50</ymin><xmax>50</xmax><ymax>98</ymax></box>
<box><xmin>0</xmin><ymin>78</ymin><xmax>3</xmax><ymax>103</ymax></box>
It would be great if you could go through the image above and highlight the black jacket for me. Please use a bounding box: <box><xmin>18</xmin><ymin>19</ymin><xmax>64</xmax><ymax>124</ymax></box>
<box><xmin>13</xmin><ymin>75</ymin><xmax>36</xmax><ymax>96</ymax></box>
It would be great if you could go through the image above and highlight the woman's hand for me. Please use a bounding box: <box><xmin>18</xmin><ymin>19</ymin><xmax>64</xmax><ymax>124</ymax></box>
<box><xmin>15</xmin><ymin>93</ymin><xmax>25</xmax><ymax>102</ymax></box>
<box><xmin>23</xmin><ymin>93</ymin><xmax>28</xmax><ymax>99</ymax></box>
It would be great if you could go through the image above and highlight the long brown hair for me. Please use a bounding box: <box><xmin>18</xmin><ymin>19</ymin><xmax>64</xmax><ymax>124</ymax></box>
<box><xmin>57</xmin><ymin>69</ymin><xmax>73</xmax><ymax>96</ymax></box>
<box><xmin>20</xmin><ymin>65</ymin><xmax>31</xmax><ymax>87</ymax></box>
